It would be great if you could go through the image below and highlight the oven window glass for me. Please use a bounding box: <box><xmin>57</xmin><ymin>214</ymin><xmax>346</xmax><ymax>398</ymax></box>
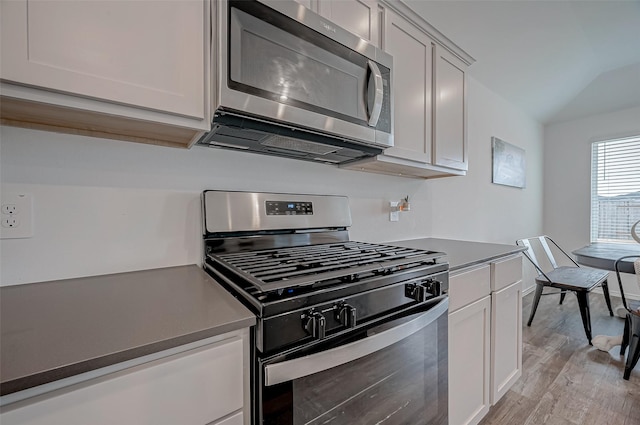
<box><xmin>262</xmin><ymin>309</ymin><xmax>448</xmax><ymax>425</ymax></box>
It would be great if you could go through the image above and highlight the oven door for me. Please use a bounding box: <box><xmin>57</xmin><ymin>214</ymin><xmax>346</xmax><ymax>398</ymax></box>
<box><xmin>217</xmin><ymin>0</ymin><xmax>393</xmax><ymax>148</ymax></box>
<box><xmin>258</xmin><ymin>298</ymin><xmax>448</xmax><ymax>425</ymax></box>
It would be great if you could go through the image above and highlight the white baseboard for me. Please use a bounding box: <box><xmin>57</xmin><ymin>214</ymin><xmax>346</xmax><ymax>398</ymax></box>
<box><xmin>522</xmin><ymin>284</ymin><xmax>536</xmax><ymax>297</ymax></box>
<box><xmin>592</xmin><ymin>286</ymin><xmax>640</xmax><ymax>301</ymax></box>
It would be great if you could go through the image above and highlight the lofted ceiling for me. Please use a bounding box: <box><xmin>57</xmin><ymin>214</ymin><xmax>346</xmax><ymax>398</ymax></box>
<box><xmin>405</xmin><ymin>0</ymin><xmax>640</xmax><ymax>125</ymax></box>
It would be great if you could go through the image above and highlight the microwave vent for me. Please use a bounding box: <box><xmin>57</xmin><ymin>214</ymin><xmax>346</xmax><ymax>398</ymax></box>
<box><xmin>195</xmin><ymin>110</ymin><xmax>384</xmax><ymax>165</ymax></box>
<box><xmin>261</xmin><ymin>136</ymin><xmax>338</xmax><ymax>156</ymax></box>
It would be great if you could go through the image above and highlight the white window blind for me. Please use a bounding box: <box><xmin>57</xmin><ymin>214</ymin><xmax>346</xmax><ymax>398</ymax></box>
<box><xmin>591</xmin><ymin>136</ymin><xmax>640</xmax><ymax>243</ymax></box>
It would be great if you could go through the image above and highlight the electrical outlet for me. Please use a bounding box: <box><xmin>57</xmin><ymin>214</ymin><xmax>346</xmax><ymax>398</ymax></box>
<box><xmin>2</xmin><ymin>204</ymin><xmax>17</xmax><ymax>215</ymax></box>
<box><xmin>2</xmin><ymin>217</ymin><xmax>19</xmax><ymax>228</ymax></box>
<box><xmin>0</xmin><ymin>193</ymin><xmax>33</xmax><ymax>239</ymax></box>
<box><xmin>389</xmin><ymin>201</ymin><xmax>399</xmax><ymax>222</ymax></box>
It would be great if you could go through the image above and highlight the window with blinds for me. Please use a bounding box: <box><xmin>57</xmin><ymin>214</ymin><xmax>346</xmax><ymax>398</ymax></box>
<box><xmin>591</xmin><ymin>136</ymin><xmax>640</xmax><ymax>243</ymax></box>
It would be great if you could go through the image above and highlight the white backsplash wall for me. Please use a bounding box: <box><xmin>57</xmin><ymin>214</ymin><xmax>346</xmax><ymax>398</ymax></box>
<box><xmin>0</xmin><ymin>127</ymin><xmax>431</xmax><ymax>285</ymax></box>
<box><xmin>0</xmin><ymin>77</ymin><xmax>544</xmax><ymax>286</ymax></box>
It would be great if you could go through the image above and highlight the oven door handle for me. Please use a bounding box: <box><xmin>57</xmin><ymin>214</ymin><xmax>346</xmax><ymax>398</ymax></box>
<box><xmin>264</xmin><ymin>297</ymin><xmax>448</xmax><ymax>386</ymax></box>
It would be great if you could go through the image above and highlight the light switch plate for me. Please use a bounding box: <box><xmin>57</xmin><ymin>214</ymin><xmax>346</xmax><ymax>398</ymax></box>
<box><xmin>1</xmin><ymin>192</ymin><xmax>33</xmax><ymax>239</ymax></box>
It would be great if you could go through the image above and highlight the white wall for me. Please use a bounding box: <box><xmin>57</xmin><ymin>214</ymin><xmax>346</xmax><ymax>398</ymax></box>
<box><xmin>544</xmin><ymin>105</ymin><xmax>640</xmax><ymax>298</ymax></box>
<box><xmin>0</xmin><ymin>77</ymin><xmax>544</xmax><ymax>286</ymax></box>
<box><xmin>544</xmin><ymin>106</ymin><xmax>640</xmax><ymax>248</ymax></box>
<box><xmin>430</xmin><ymin>79</ymin><xmax>544</xmax><ymax>294</ymax></box>
<box><xmin>430</xmin><ymin>79</ymin><xmax>543</xmax><ymax>245</ymax></box>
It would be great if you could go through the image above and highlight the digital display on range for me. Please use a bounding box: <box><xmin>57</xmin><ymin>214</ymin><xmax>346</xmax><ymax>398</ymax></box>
<box><xmin>266</xmin><ymin>201</ymin><xmax>314</xmax><ymax>215</ymax></box>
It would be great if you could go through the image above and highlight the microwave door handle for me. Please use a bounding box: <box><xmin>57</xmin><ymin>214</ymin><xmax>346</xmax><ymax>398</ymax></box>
<box><xmin>263</xmin><ymin>298</ymin><xmax>448</xmax><ymax>387</ymax></box>
<box><xmin>366</xmin><ymin>60</ymin><xmax>384</xmax><ymax>127</ymax></box>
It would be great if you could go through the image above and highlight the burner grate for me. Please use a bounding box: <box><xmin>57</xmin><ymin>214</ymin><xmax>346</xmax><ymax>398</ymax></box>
<box><xmin>208</xmin><ymin>242</ymin><xmax>442</xmax><ymax>293</ymax></box>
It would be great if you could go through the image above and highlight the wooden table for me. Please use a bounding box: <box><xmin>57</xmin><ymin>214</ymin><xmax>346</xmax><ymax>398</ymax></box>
<box><xmin>572</xmin><ymin>243</ymin><xmax>640</xmax><ymax>274</ymax></box>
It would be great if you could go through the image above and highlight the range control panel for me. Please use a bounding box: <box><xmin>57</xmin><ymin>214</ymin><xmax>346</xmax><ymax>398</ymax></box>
<box><xmin>266</xmin><ymin>201</ymin><xmax>314</xmax><ymax>216</ymax></box>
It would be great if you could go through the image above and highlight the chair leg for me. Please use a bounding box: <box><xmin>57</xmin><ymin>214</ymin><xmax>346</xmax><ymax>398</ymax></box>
<box><xmin>623</xmin><ymin>332</ymin><xmax>640</xmax><ymax>380</ymax></box>
<box><xmin>601</xmin><ymin>279</ymin><xmax>614</xmax><ymax>316</ymax></box>
<box><xmin>575</xmin><ymin>291</ymin><xmax>592</xmax><ymax>345</ymax></box>
<box><xmin>528</xmin><ymin>284</ymin><xmax>544</xmax><ymax>326</ymax></box>
<box><xmin>621</xmin><ymin>315</ymin><xmax>630</xmax><ymax>356</ymax></box>
<box><xmin>559</xmin><ymin>291</ymin><xmax>567</xmax><ymax>305</ymax></box>
<box><xmin>624</xmin><ymin>315</ymin><xmax>640</xmax><ymax>380</ymax></box>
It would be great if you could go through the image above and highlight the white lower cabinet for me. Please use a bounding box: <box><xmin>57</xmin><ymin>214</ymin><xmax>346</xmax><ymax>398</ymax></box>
<box><xmin>448</xmin><ymin>263</ymin><xmax>492</xmax><ymax>425</ymax></box>
<box><xmin>490</xmin><ymin>255</ymin><xmax>523</xmax><ymax>404</ymax></box>
<box><xmin>449</xmin><ymin>254</ymin><xmax>523</xmax><ymax>425</ymax></box>
<box><xmin>449</xmin><ymin>295</ymin><xmax>492</xmax><ymax>425</ymax></box>
<box><xmin>491</xmin><ymin>281</ymin><xmax>523</xmax><ymax>403</ymax></box>
<box><xmin>0</xmin><ymin>333</ymin><xmax>248</xmax><ymax>425</ymax></box>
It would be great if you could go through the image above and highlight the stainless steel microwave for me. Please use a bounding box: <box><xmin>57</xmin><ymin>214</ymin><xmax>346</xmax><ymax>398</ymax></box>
<box><xmin>197</xmin><ymin>0</ymin><xmax>394</xmax><ymax>165</ymax></box>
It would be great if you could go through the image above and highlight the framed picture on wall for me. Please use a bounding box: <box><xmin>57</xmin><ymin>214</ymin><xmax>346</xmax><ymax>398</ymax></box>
<box><xmin>492</xmin><ymin>137</ymin><xmax>526</xmax><ymax>188</ymax></box>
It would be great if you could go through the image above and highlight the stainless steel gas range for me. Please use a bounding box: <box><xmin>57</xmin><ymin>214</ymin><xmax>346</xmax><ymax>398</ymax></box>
<box><xmin>202</xmin><ymin>191</ymin><xmax>449</xmax><ymax>425</ymax></box>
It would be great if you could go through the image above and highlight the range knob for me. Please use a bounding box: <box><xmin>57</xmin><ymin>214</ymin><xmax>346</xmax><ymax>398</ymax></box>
<box><xmin>428</xmin><ymin>279</ymin><xmax>442</xmax><ymax>297</ymax></box>
<box><xmin>302</xmin><ymin>310</ymin><xmax>326</xmax><ymax>340</ymax></box>
<box><xmin>334</xmin><ymin>302</ymin><xmax>357</xmax><ymax>328</ymax></box>
<box><xmin>405</xmin><ymin>279</ymin><xmax>442</xmax><ymax>302</ymax></box>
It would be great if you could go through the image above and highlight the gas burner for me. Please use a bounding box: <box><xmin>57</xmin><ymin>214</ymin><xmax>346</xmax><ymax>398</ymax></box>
<box><xmin>208</xmin><ymin>241</ymin><xmax>444</xmax><ymax>294</ymax></box>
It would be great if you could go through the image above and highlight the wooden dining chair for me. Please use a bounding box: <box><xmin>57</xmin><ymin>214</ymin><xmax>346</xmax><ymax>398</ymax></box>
<box><xmin>516</xmin><ymin>236</ymin><xmax>614</xmax><ymax>345</ymax></box>
<box><xmin>615</xmin><ymin>255</ymin><xmax>640</xmax><ymax>380</ymax></box>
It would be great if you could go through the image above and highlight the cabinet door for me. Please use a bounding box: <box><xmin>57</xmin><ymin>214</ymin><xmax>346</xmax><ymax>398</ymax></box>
<box><xmin>0</xmin><ymin>0</ymin><xmax>205</xmax><ymax>120</ymax></box>
<box><xmin>208</xmin><ymin>410</ymin><xmax>244</xmax><ymax>425</ymax></box>
<box><xmin>382</xmin><ymin>9</ymin><xmax>433</xmax><ymax>164</ymax></box>
<box><xmin>293</xmin><ymin>0</ymin><xmax>318</xmax><ymax>12</ymax></box>
<box><xmin>434</xmin><ymin>45</ymin><xmax>468</xmax><ymax>170</ymax></box>
<box><xmin>317</xmin><ymin>0</ymin><xmax>381</xmax><ymax>47</ymax></box>
<box><xmin>1</xmin><ymin>338</ymin><xmax>245</xmax><ymax>425</ymax></box>
<box><xmin>449</xmin><ymin>296</ymin><xmax>491</xmax><ymax>425</ymax></box>
<box><xmin>449</xmin><ymin>264</ymin><xmax>491</xmax><ymax>312</ymax></box>
<box><xmin>491</xmin><ymin>281</ymin><xmax>523</xmax><ymax>404</ymax></box>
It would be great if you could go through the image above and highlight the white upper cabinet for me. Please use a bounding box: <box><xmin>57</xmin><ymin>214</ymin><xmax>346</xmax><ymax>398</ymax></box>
<box><xmin>0</xmin><ymin>0</ymin><xmax>210</xmax><ymax>148</ymax></box>
<box><xmin>382</xmin><ymin>7</ymin><xmax>433</xmax><ymax>164</ymax></box>
<box><xmin>434</xmin><ymin>45</ymin><xmax>468</xmax><ymax>171</ymax></box>
<box><xmin>1</xmin><ymin>0</ymin><xmax>205</xmax><ymax>119</ymax></box>
<box><xmin>341</xmin><ymin>0</ymin><xmax>473</xmax><ymax>179</ymax></box>
<box><xmin>293</xmin><ymin>0</ymin><xmax>318</xmax><ymax>12</ymax></box>
<box><xmin>317</xmin><ymin>0</ymin><xmax>381</xmax><ymax>47</ymax></box>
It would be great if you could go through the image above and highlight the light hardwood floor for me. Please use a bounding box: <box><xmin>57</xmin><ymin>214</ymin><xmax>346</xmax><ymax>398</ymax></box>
<box><xmin>479</xmin><ymin>289</ymin><xmax>640</xmax><ymax>425</ymax></box>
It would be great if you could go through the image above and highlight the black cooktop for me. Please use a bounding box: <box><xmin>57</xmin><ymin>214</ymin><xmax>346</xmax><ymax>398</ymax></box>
<box><xmin>208</xmin><ymin>241</ymin><xmax>445</xmax><ymax>295</ymax></box>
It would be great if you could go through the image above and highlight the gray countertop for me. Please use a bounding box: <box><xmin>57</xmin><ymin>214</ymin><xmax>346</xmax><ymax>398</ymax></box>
<box><xmin>388</xmin><ymin>238</ymin><xmax>525</xmax><ymax>271</ymax></box>
<box><xmin>0</xmin><ymin>239</ymin><xmax>521</xmax><ymax>397</ymax></box>
<box><xmin>0</xmin><ymin>265</ymin><xmax>255</xmax><ymax>396</ymax></box>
